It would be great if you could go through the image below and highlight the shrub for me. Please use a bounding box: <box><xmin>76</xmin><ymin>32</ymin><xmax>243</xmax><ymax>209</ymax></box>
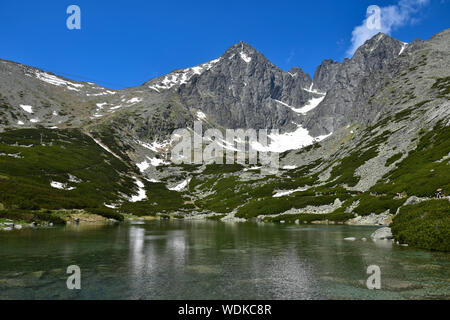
<box><xmin>86</xmin><ymin>207</ymin><xmax>124</xmax><ymax>221</ymax></box>
<box><xmin>385</xmin><ymin>153</ymin><xmax>402</xmax><ymax>167</ymax></box>
<box><xmin>265</xmin><ymin>211</ymin><xmax>353</xmax><ymax>224</ymax></box>
<box><xmin>371</xmin><ymin>122</ymin><xmax>450</xmax><ymax>197</ymax></box>
<box><xmin>0</xmin><ymin>209</ymin><xmax>66</xmax><ymax>225</ymax></box>
<box><xmin>354</xmin><ymin>195</ymin><xmax>406</xmax><ymax>216</ymax></box>
<box><xmin>391</xmin><ymin>200</ymin><xmax>450</xmax><ymax>252</ymax></box>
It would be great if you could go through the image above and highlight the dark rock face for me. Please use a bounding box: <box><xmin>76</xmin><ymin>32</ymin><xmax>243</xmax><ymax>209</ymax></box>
<box><xmin>176</xmin><ymin>42</ymin><xmax>313</xmax><ymax>130</ymax></box>
<box><xmin>305</xmin><ymin>33</ymin><xmax>409</xmax><ymax>136</ymax></box>
<box><xmin>313</xmin><ymin>59</ymin><xmax>341</xmax><ymax>92</ymax></box>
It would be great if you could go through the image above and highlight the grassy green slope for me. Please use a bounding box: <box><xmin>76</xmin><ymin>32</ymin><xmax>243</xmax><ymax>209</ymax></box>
<box><xmin>371</xmin><ymin>121</ymin><xmax>450</xmax><ymax>197</ymax></box>
<box><xmin>0</xmin><ymin>128</ymin><xmax>136</xmax><ymax>210</ymax></box>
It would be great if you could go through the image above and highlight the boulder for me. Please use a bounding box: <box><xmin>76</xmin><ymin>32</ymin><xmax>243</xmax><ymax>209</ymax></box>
<box><xmin>14</xmin><ymin>224</ymin><xmax>22</xmax><ymax>230</ymax></box>
<box><xmin>344</xmin><ymin>237</ymin><xmax>356</xmax><ymax>241</ymax></box>
<box><xmin>404</xmin><ymin>196</ymin><xmax>420</xmax><ymax>206</ymax></box>
<box><xmin>371</xmin><ymin>227</ymin><xmax>393</xmax><ymax>240</ymax></box>
<box><xmin>334</xmin><ymin>198</ymin><xmax>342</xmax><ymax>207</ymax></box>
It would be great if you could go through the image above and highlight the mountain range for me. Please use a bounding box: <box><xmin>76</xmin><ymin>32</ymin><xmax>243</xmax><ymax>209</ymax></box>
<box><xmin>0</xmin><ymin>28</ymin><xmax>449</xmax><ymax>250</ymax></box>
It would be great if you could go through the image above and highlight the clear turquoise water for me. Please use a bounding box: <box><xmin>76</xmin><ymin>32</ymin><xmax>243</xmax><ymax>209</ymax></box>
<box><xmin>0</xmin><ymin>220</ymin><xmax>449</xmax><ymax>300</ymax></box>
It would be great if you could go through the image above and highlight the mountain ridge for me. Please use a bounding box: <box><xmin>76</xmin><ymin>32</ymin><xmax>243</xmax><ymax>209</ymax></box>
<box><xmin>0</xmin><ymin>29</ymin><xmax>449</xmax><ymax>251</ymax></box>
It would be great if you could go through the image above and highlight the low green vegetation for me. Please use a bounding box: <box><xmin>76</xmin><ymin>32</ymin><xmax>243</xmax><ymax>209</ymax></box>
<box><xmin>0</xmin><ymin>209</ymin><xmax>66</xmax><ymax>225</ymax></box>
<box><xmin>0</xmin><ymin>128</ymin><xmax>137</xmax><ymax>211</ymax></box>
<box><xmin>371</xmin><ymin>121</ymin><xmax>450</xmax><ymax>197</ymax></box>
<box><xmin>325</xmin><ymin>147</ymin><xmax>378</xmax><ymax>187</ymax></box>
<box><xmin>85</xmin><ymin>207</ymin><xmax>124</xmax><ymax>221</ymax></box>
<box><xmin>202</xmin><ymin>163</ymin><xmax>244</xmax><ymax>175</ymax></box>
<box><xmin>353</xmin><ymin>194</ymin><xmax>406</xmax><ymax>216</ymax></box>
<box><xmin>393</xmin><ymin>107</ymin><xmax>415</xmax><ymax>122</ymax></box>
<box><xmin>391</xmin><ymin>200</ymin><xmax>450</xmax><ymax>252</ymax></box>
<box><xmin>236</xmin><ymin>191</ymin><xmax>351</xmax><ymax>219</ymax></box>
<box><xmin>432</xmin><ymin>76</ymin><xmax>450</xmax><ymax>98</ymax></box>
<box><xmin>206</xmin><ymin>214</ymin><xmax>226</xmax><ymax>221</ymax></box>
<box><xmin>120</xmin><ymin>182</ymin><xmax>186</xmax><ymax>216</ymax></box>
<box><xmin>385</xmin><ymin>153</ymin><xmax>403</xmax><ymax>167</ymax></box>
<box><xmin>264</xmin><ymin>211</ymin><xmax>353</xmax><ymax>224</ymax></box>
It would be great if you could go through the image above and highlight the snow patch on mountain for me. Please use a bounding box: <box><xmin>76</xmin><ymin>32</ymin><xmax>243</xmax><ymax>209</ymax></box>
<box><xmin>303</xmin><ymin>83</ymin><xmax>326</xmax><ymax>95</ymax></box>
<box><xmin>251</xmin><ymin>126</ymin><xmax>332</xmax><ymax>153</ymax></box>
<box><xmin>34</xmin><ymin>71</ymin><xmax>84</xmax><ymax>91</ymax></box>
<box><xmin>137</xmin><ymin>156</ymin><xmax>169</xmax><ymax>172</ymax></box>
<box><xmin>127</xmin><ymin>97</ymin><xmax>142</xmax><ymax>104</ymax></box>
<box><xmin>136</xmin><ymin>160</ymin><xmax>150</xmax><ymax>173</ymax></box>
<box><xmin>20</xmin><ymin>105</ymin><xmax>33</xmax><ymax>113</ymax></box>
<box><xmin>240</xmin><ymin>52</ymin><xmax>252</xmax><ymax>63</ymax></box>
<box><xmin>96</xmin><ymin>102</ymin><xmax>107</xmax><ymax>108</ymax></box>
<box><xmin>293</xmin><ymin>96</ymin><xmax>326</xmax><ymax>114</ymax></box>
<box><xmin>399</xmin><ymin>42</ymin><xmax>408</xmax><ymax>55</ymax></box>
<box><xmin>87</xmin><ymin>90</ymin><xmax>117</xmax><ymax>97</ymax></box>
<box><xmin>137</xmin><ymin>139</ymin><xmax>172</xmax><ymax>153</ymax></box>
<box><xmin>148</xmin><ymin>58</ymin><xmax>221</xmax><ymax>92</ymax></box>
<box><xmin>273</xmin><ymin>187</ymin><xmax>309</xmax><ymax>198</ymax></box>
<box><xmin>50</xmin><ymin>181</ymin><xmax>76</xmax><ymax>191</ymax></box>
<box><xmin>275</xmin><ymin>97</ymin><xmax>327</xmax><ymax>114</ymax></box>
<box><xmin>130</xmin><ymin>177</ymin><xmax>147</xmax><ymax>202</ymax></box>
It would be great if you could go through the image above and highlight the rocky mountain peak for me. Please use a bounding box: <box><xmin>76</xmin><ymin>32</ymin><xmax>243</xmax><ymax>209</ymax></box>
<box><xmin>221</xmin><ymin>41</ymin><xmax>268</xmax><ymax>65</ymax></box>
<box><xmin>353</xmin><ymin>32</ymin><xmax>404</xmax><ymax>60</ymax></box>
<box><xmin>225</xmin><ymin>41</ymin><xmax>259</xmax><ymax>54</ymax></box>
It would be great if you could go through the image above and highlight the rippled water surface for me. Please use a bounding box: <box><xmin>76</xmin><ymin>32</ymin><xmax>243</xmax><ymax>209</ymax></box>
<box><xmin>0</xmin><ymin>221</ymin><xmax>449</xmax><ymax>299</ymax></box>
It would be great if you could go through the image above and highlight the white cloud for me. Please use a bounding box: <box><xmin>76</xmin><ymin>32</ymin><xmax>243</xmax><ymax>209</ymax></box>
<box><xmin>347</xmin><ymin>0</ymin><xmax>430</xmax><ymax>56</ymax></box>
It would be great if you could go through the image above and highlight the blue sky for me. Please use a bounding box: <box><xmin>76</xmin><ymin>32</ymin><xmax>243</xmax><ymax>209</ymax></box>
<box><xmin>0</xmin><ymin>0</ymin><xmax>448</xmax><ymax>88</ymax></box>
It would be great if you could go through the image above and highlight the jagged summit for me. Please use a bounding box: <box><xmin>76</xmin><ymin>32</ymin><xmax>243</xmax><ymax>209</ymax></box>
<box><xmin>225</xmin><ymin>41</ymin><xmax>259</xmax><ymax>53</ymax></box>
<box><xmin>353</xmin><ymin>32</ymin><xmax>405</xmax><ymax>59</ymax></box>
<box><xmin>220</xmin><ymin>41</ymin><xmax>268</xmax><ymax>65</ymax></box>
